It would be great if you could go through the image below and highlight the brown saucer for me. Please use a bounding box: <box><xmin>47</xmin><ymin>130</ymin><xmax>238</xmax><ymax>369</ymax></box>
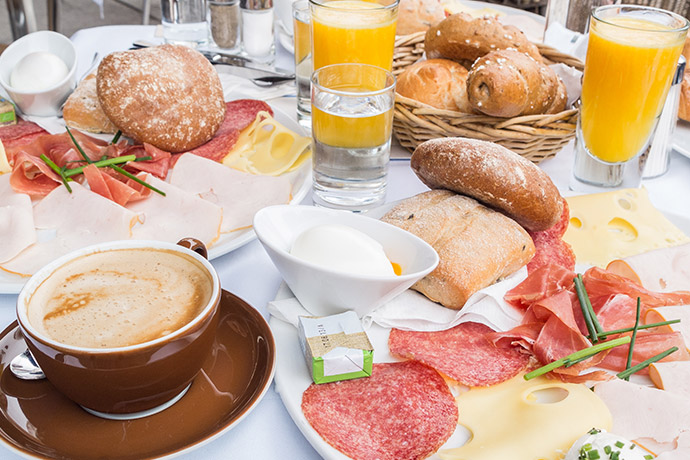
<box><xmin>0</xmin><ymin>290</ymin><xmax>276</xmax><ymax>459</ymax></box>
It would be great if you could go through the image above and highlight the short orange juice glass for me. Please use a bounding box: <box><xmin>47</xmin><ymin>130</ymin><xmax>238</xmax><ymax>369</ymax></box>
<box><xmin>572</xmin><ymin>5</ymin><xmax>688</xmax><ymax>191</ymax></box>
<box><xmin>311</xmin><ymin>63</ymin><xmax>395</xmax><ymax>211</ymax></box>
<box><xmin>309</xmin><ymin>0</ymin><xmax>399</xmax><ymax>72</ymax></box>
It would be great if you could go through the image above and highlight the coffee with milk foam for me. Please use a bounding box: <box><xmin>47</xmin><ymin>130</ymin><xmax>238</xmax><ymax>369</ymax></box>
<box><xmin>26</xmin><ymin>248</ymin><xmax>214</xmax><ymax>348</ymax></box>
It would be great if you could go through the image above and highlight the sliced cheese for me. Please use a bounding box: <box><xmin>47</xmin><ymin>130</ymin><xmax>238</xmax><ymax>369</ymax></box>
<box><xmin>563</xmin><ymin>188</ymin><xmax>690</xmax><ymax>267</ymax></box>
<box><xmin>0</xmin><ymin>139</ymin><xmax>11</xmax><ymax>174</ymax></box>
<box><xmin>439</xmin><ymin>374</ymin><xmax>612</xmax><ymax>460</ymax></box>
<box><xmin>222</xmin><ymin>112</ymin><xmax>311</xmax><ymax>176</ymax></box>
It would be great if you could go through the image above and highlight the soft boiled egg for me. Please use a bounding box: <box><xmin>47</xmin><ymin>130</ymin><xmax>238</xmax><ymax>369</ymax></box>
<box><xmin>10</xmin><ymin>51</ymin><xmax>69</xmax><ymax>92</ymax></box>
<box><xmin>290</xmin><ymin>224</ymin><xmax>398</xmax><ymax>277</ymax></box>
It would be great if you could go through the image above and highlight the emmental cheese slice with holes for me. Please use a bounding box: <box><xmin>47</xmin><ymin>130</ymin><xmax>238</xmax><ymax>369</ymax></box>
<box><xmin>563</xmin><ymin>188</ymin><xmax>690</xmax><ymax>267</ymax></box>
<box><xmin>0</xmin><ymin>139</ymin><xmax>11</xmax><ymax>174</ymax></box>
<box><xmin>438</xmin><ymin>374</ymin><xmax>612</xmax><ymax>460</ymax></box>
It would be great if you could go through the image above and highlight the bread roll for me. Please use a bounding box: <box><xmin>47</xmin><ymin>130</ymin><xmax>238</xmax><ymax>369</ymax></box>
<box><xmin>97</xmin><ymin>44</ymin><xmax>225</xmax><ymax>153</ymax></box>
<box><xmin>63</xmin><ymin>74</ymin><xmax>118</xmax><ymax>134</ymax></box>
<box><xmin>679</xmin><ymin>35</ymin><xmax>690</xmax><ymax>122</ymax></box>
<box><xmin>467</xmin><ymin>49</ymin><xmax>566</xmax><ymax>117</ymax></box>
<box><xmin>397</xmin><ymin>0</ymin><xmax>446</xmax><ymax>35</ymax></box>
<box><xmin>425</xmin><ymin>13</ymin><xmax>542</xmax><ymax>67</ymax></box>
<box><xmin>396</xmin><ymin>59</ymin><xmax>472</xmax><ymax>112</ymax></box>
<box><xmin>381</xmin><ymin>190</ymin><xmax>535</xmax><ymax>309</ymax></box>
<box><xmin>410</xmin><ymin>137</ymin><xmax>563</xmax><ymax>232</ymax></box>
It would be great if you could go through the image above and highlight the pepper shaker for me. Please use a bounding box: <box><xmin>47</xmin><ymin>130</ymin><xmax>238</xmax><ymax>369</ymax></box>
<box><xmin>208</xmin><ymin>0</ymin><xmax>241</xmax><ymax>51</ymax></box>
<box><xmin>241</xmin><ymin>0</ymin><xmax>275</xmax><ymax>63</ymax></box>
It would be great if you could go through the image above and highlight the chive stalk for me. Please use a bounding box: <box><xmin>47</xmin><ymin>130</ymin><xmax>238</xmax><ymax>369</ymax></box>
<box><xmin>575</xmin><ymin>276</ymin><xmax>598</xmax><ymax>343</ymax></box>
<box><xmin>40</xmin><ymin>154</ymin><xmax>72</xmax><ymax>192</ymax></box>
<box><xmin>65</xmin><ymin>126</ymin><xmax>92</xmax><ymax>164</ymax></box>
<box><xmin>110</xmin><ymin>130</ymin><xmax>122</xmax><ymax>144</ymax></box>
<box><xmin>597</xmin><ymin>319</ymin><xmax>680</xmax><ymax>339</ymax></box>
<box><xmin>616</xmin><ymin>347</ymin><xmax>679</xmax><ymax>380</ymax></box>
<box><xmin>111</xmin><ymin>165</ymin><xmax>166</xmax><ymax>196</ymax></box>
<box><xmin>63</xmin><ymin>154</ymin><xmax>137</xmax><ymax>177</ymax></box>
<box><xmin>623</xmin><ymin>298</ymin><xmax>642</xmax><ymax>381</ymax></box>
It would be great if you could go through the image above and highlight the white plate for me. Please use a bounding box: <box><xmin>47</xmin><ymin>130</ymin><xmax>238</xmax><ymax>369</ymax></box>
<box><xmin>271</xmin><ymin>207</ymin><xmax>690</xmax><ymax>460</ymax></box>
<box><xmin>0</xmin><ymin>107</ymin><xmax>312</xmax><ymax>294</ymax></box>
<box><xmin>673</xmin><ymin>119</ymin><xmax>690</xmax><ymax>158</ymax></box>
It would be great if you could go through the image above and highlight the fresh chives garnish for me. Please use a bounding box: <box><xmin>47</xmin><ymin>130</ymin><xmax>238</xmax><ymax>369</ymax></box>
<box><xmin>574</xmin><ymin>276</ymin><xmax>598</xmax><ymax>342</ymax></box>
<box><xmin>40</xmin><ymin>154</ymin><xmax>72</xmax><ymax>192</ymax></box>
<box><xmin>524</xmin><ymin>336</ymin><xmax>631</xmax><ymax>380</ymax></box>
<box><xmin>65</xmin><ymin>126</ymin><xmax>92</xmax><ymax>164</ymax></box>
<box><xmin>597</xmin><ymin>319</ymin><xmax>680</xmax><ymax>339</ymax></box>
<box><xmin>616</xmin><ymin>346</ymin><xmax>679</xmax><ymax>380</ymax></box>
<box><xmin>63</xmin><ymin>154</ymin><xmax>138</xmax><ymax>177</ymax></box>
<box><xmin>111</xmin><ymin>165</ymin><xmax>165</xmax><ymax>196</ymax></box>
<box><xmin>623</xmin><ymin>298</ymin><xmax>642</xmax><ymax>381</ymax></box>
<box><xmin>615</xmin><ymin>441</ymin><xmax>624</xmax><ymax>448</ymax></box>
<box><xmin>110</xmin><ymin>130</ymin><xmax>122</xmax><ymax>144</ymax></box>
<box><xmin>134</xmin><ymin>155</ymin><xmax>152</xmax><ymax>162</ymax></box>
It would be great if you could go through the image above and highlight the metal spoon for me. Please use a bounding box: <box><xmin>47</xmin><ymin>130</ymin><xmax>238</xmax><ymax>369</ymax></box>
<box><xmin>10</xmin><ymin>349</ymin><xmax>45</xmax><ymax>380</ymax></box>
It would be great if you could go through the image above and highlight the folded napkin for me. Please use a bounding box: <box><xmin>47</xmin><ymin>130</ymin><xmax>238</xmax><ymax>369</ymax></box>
<box><xmin>268</xmin><ymin>268</ymin><xmax>527</xmax><ymax>333</ymax></box>
<box><xmin>218</xmin><ymin>71</ymin><xmax>296</xmax><ymax>101</ymax></box>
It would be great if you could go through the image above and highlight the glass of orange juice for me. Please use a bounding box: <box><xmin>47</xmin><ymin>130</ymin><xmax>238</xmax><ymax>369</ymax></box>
<box><xmin>572</xmin><ymin>5</ymin><xmax>688</xmax><ymax>191</ymax></box>
<box><xmin>293</xmin><ymin>0</ymin><xmax>312</xmax><ymax>130</ymax></box>
<box><xmin>309</xmin><ymin>0</ymin><xmax>399</xmax><ymax>71</ymax></box>
<box><xmin>311</xmin><ymin>63</ymin><xmax>395</xmax><ymax>210</ymax></box>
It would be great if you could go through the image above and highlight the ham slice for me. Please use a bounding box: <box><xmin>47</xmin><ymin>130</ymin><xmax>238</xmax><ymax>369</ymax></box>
<box><xmin>0</xmin><ymin>173</ymin><xmax>36</xmax><ymax>263</ymax></box>
<box><xmin>646</xmin><ymin>306</ymin><xmax>690</xmax><ymax>350</ymax></box>
<box><xmin>598</xmin><ymin>331</ymin><xmax>689</xmax><ymax>374</ymax></box>
<box><xmin>594</xmin><ymin>379</ymin><xmax>690</xmax><ymax>444</ymax></box>
<box><xmin>0</xmin><ymin>183</ymin><xmax>138</xmax><ymax>276</ymax></box>
<box><xmin>649</xmin><ymin>361</ymin><xmax>690</xmax><ymax>398</ymax></box>
<box><xmin>127</xmin><ymin>174</ymin><xmax>222</xmax><ymax>247</ymax></box>
<box><xmin>170</xmin><ymin>153</ymin><xmax>291</xmax><ymax>233</ymax></box>
<box><xmin>607</xmin><ymin>243</ymin><xmax>690</xmax><ymax>292</ymax></box>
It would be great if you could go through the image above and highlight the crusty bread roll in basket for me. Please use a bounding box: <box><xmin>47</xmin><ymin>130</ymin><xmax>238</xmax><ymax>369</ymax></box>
<box><xmin>392</xmin><ymin>30</ymin><xmax>584</xmax><ymax>164</ymax></box>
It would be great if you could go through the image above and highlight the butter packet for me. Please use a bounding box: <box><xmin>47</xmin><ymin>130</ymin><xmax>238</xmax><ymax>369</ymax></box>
<box><xmin>298</xmin><ymin>311</ymin><xmax>374</xmax><ymax>384</ymax></box>
<box><xmin>0</xmin><ymin>98</ymin><xmax>16</xmax><ymax>126</ymax></box>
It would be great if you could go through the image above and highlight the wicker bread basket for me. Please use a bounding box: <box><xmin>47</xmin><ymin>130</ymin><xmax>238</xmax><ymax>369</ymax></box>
<box><xmin>392</xmin><ymin>31</ymin><xmax>585</xmax><ymax>163</ymax></box>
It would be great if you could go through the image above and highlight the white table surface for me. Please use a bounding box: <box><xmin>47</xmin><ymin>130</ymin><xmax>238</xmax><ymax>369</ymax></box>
<box><xmin>0</xmin><ymin>24</ymin><xmax>689</xmax><ymax>460</ymax></box>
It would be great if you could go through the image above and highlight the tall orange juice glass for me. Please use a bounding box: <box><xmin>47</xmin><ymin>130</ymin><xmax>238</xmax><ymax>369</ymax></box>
<box><xmin>572</xmin><ymin>5</ymin><xmax>688</xmax><ymax>191</ymax></box>
<box><xmin>309</xmin><ymin>0</ymin><xmax>399</xmax><ymax>71</ymax></box>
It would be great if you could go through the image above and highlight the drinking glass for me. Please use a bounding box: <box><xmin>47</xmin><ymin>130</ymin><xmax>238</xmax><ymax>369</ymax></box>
<box><xmin>161</xmin><ymin>0</ymin><xmax>209</xmax><ymax>47</ymax></box>
<box><xmin>293</xmin><ymin>0</ymin><xmax>311</xmax><ymax>130</ymax></box>
<box><xmin>571</xmin><ymin>5</ymin><xmax>688</xmax><ymax>191</ymax></box>
<box><xmin>311</xmin><ymin>63</ymin><xmax>395</xmax><ymax>211</ymax></box>
<box><xmin>309</xmin><ymin>0</ymin><xmax>399</xmax><ymax>71</ymax></box>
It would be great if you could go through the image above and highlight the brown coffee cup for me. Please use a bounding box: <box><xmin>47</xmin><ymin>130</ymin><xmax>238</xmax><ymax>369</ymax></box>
<box><xmin>16</xmin><ymin>239</ymin><xmax>221</xmax><ymax>417</ymax></box>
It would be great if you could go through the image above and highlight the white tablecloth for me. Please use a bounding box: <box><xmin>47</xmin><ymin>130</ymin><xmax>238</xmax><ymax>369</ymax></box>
<box><xmin>0</xmin><ymin>25</ymin><xmax>689</xmax><ymax>460</ymax></box>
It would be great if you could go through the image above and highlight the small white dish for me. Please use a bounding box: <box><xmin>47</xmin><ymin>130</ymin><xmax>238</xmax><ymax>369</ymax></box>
<box><xmin>254</xmin><ymin>205</ymin><xmax>439</xmax><ymax>317</ymax></box>
<box><xmin>0</xmin><ymin>31</ymin><xmax>77</xmax><ymax>117</ymax></box>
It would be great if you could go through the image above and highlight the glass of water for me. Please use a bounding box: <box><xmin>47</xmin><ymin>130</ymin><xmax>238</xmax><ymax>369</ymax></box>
<box><xmin>311</xmin><ymin>63</ymin><xmax>396</xmax><ymax>211</ymax></box>
<box><xmin>161</xmin><ymin>0</ymin><xmax>209</xmax><ymax>47</ymax></box>
<box><xmin>292</xmin><ymin>0</ymin><xmax>311</xmax><ymax>131</ymax></box>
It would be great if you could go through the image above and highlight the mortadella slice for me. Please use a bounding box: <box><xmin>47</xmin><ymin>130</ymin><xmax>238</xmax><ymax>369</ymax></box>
<box><xmin>0</xmin><ymin>173</ymin><xmax>36</xmax><ymax>263</ymax></box>
<box><xmin>607</xmin><ymin>243</ymin><xmax>690</xmax><ymax>292</ymax></box>
<box><xmin>1</xmin><ymin>183</ymin><xmax>139</xmax><ymax>276</ymax></box>
<box><xmin>649</xmin><ymin>361</ymin><xmax>690</xmax><ymax>399</ymax></box>
<box><xmin>170</xmin><ymin>153</ymin><xmax>291</xmax><ymax>233</ymax></box>
<box><xmin>127</xmin><ymin>174</ymin><xmax>222</xmax><ymax>247</ymax></box>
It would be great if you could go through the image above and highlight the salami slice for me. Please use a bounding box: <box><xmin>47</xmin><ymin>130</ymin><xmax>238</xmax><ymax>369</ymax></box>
<box><xmin>177</xmin><ymin>99</ymin><xmax>273</xmax><ymax>164</ymax></box>
<box><xmin>389</xmin><ymin>322</ymin><xmax>529</xmax><ymax>387</ymax></box>
<box><xmin>301</xmin><ymin>361</ymin><xmax>458</xmax><ymax>460</ymax></box>
<box><xmin>0</xmin><ymin>120</ymin><xmax>47</xmax><ymax>146</ymax></box>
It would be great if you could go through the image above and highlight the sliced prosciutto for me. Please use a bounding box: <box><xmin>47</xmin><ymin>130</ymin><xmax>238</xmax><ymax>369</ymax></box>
<box><xmin>82</xmin><ymin>165</ymin><xmax>151</xmax><ymax>206</ymax></box>
<box><xmin>527</xmin><ymin>200</ymin><xmax>575</xmax><ymax>274</ymax></box>
<box><xmin>1</xmin><ymin>183</ymin><xmax>138</xmax><ymax>276</ymax></box>
<box><xmin>121</xmin><ymin>143</ymin><xmax>171</xmax><ymax>179</ymax></box>
<box><xmin>170</xmin><ymin>153</ymin><xmax>291</xmax><ymax>233</ymax></box>
<box><xmin>127</xmin><ymin>174</ymin><xmax>222</xmax><ymax>247</ymax></box>
<box><xmin>301</xmin><ymin>361</ymin><xmax>458</xmax><ymax>460</ymax></box>
<box><xmin>174</xmin><ymin>99</ymin><xmax>274</xmax><ymax>164</ymax></box>
<box><xmin>0</xmin><ymin>174</ymin><xmax>36</xmax><ymax>263</ymax></box>
<box><xmin>389</xmin><ymin>322</ymin><xmax>530</xmax><ymax>386</ymax></box>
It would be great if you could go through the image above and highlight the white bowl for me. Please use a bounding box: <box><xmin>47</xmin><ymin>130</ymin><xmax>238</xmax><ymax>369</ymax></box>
<box><xmin>254</xmin><ymin>205</ymin><xmax>439</xmax><ymax>317</ymax></box>
<box><xmin>0</xmin><ymin>31</ymin><xmax>77</xmax><ymax>117</ymax></box>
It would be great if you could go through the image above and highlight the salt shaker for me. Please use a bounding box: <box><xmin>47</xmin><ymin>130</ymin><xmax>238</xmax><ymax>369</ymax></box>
<box><xmin>241</xmin><ymin>0</ymin><xmax>275</xmax><ymax>62</ymax></box>
<box><xmin>643</xmin><ymin>55</ymin><xmax>686</xmax><ymax>178</ymax></box>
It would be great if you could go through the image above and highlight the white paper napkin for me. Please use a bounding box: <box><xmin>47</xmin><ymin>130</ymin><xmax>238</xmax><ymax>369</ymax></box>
<box><xmin>268</xmin><ymin>268</ymin><xmax>527</xmax><ymax>333</ymax></box>
<box><xmin>218</xmin><ymin>71</ymin><xmax>296</xmax><ymax>101</ymax></box>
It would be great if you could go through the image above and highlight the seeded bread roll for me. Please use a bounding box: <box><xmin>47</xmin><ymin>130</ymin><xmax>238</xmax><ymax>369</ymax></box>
<box><xmin>381</xmin><ymin>189</ymin><xmax>535</xmax><ymax>309</ymax></box>
<box><xmin>410</xmin><ymin>137</ymin><xmax>563</xmax><ymax>232</ymax></box>
<box><xmin>467</xmin><ymin>49</ymin><xmax>567</xmax><ymax>117</ymax></box>
<box><xmin>96</xmin><ymin>44</ymin><xmax>225</xmax><ymax>153</ymax></box>
<box><xmin>425</xmin><ymin>13</ymin><xmax>542</xmax><ymax>68</ymax></box>
<box><xmin>396</xmin><ymin>59</ymin><xmax>472</xmax><ymax>112</ymax></box>
<box><xmin>63</xmin><ymin>74</ymin><xmax>118</xmax><ymax>134</ymax></box>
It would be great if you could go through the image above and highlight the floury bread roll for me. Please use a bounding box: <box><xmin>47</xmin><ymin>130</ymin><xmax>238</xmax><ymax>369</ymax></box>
<box><xmin>381</xmin><ymin>190</ymin><xmax>535</xmax><ymax>309</ymax></box>
<box><xmin>397</xmin><ymin>0</ymin><xmax>446</xmax><ymax>35</ymax></box>
<box><xmin>63</xmin><ymin>74</ymin><xmax>118</xmax><ymax>134</ymax></box>
<box><xmin>97</xmin><ymin>44</ymin><xmax>225</xmax><ymax>152</ymax></box>
<box><xmin>396</xmin><ymin>59</ymin><xmax>472</xmax><ymax>112</ymax></box>
<box><xmin>467</xmin><ymin>49</ymin><xmax>567</xmax><ymax>117</ymax></box>
<box><xmin>425</xmin><ymin>13</ymin><xmax>542</xmax><ymax>67</ymax></box>
<box><xmin>411</xmin><ymin>137</ymin><xmax>563</xmax><ymax>232</ymax></box>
